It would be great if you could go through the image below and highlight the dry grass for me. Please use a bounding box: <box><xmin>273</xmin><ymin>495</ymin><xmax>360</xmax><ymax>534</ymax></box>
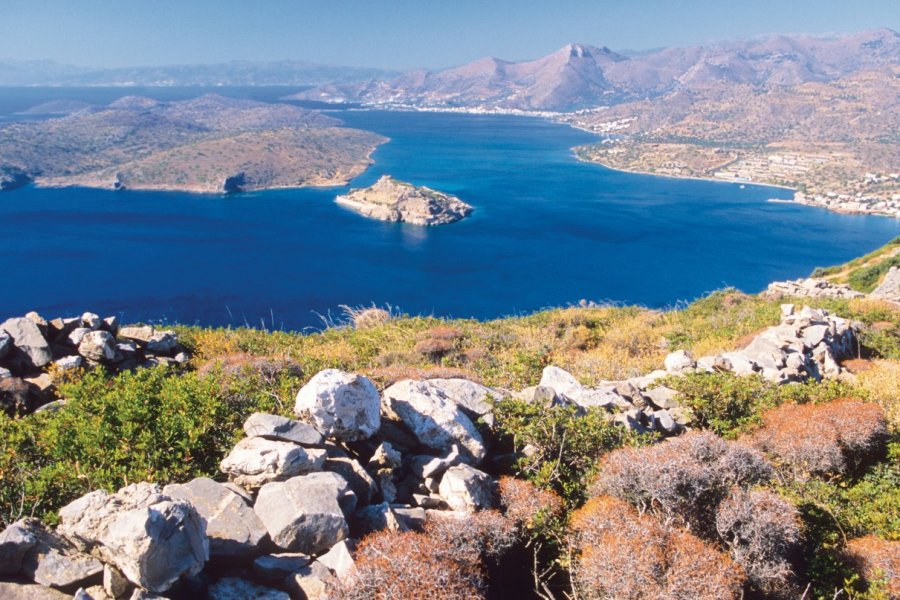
<box><xmin>856</xmin><ymin>360</ymin><xmax>900</xmax><ymax>429</ymax></box>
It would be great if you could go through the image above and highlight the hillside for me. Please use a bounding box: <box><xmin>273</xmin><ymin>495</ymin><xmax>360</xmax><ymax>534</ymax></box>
<box><xmin>568</xmin><ymin>66</ymin><xmax>900</xmax><ymax>213</ymax></box>
<box><xmin>0</xmin><ymin>94</ymin><xmax>387</xmax><ymax>193</ymax></box>
<box><xmin>294</xmin><ymin>28</ymin><xmax>900</xmax><ymax>111</ymax></box>
<box><xmin>0</xmin><ymin>240</ymin><xmax>898</xmax><ymax>599</ymax></box>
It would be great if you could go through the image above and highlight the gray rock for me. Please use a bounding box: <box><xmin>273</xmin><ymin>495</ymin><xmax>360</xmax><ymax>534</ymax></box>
<box><xmin>0</xmin><ymin>519</ymin><xmax>37</xmax><ymax>574</ymax></box>
<box><xmin>425</xmin><ymin>378</ymin><xmax>499</xmax><ymax>426</ymax></box>
<box><xmin>392</xmin><ymin>506</ymin><xmax>427</xmax><ymax>530</ymax></box>
<box><xmin>382</xmin><ymin>379</ymin><xmax>486</xmax><ymax>463</ymax></box>
<box><xmin>294</xmin><ymin>369</ymin><xmax>381</xmax><ymax>442</ymax></box>
<box><xmin>103</xmin><ymin>316</ymin><xmax>119</xmax><ymax>334</ymax></box>
<box><xmin>801</xmin><ymin>324</ymin><xmax>830</xmax><ymax>348</ymax></box>
<box><xmin>54</xmin><ymin>355</ymin><xmax>84</xmax><ymax>371</ymax></box>
<box><xmin>438</xmin><ymin>464</ymin><xmax>495</xmax><ymax>513</ymax></box>
<box><xmin>538</xmin><ymin>366</ymin><xmax>584</xmax><ymax>403</ymax></box>
<box><xmin>696</xmin><ymin>355</ymin><xmax>733</xmax><ymax>373</ymax></box>
<box><xmin>0</xmin><ymin>582</ymin><xmax>71</xmax><ymax>599</ymax></box>
<box><xmin>162</xmin><ymin>477</ymin><xmax>267</xmax><ymax>560</ymax></box>
<box><xmin>146</xmin><ymin>332</ymin><xmax>177</xmax><ymax>354</ymax></box>
<box><xmin>252</xmin><ymin>553</ymin><xmax>311</xmax><ymax>583</ymax></box>
<box><xmin>103</xmin><ymin>564</ymin><xmax>131</xmax><ymax>599</ymax></box>
<box><xmin>317</xmin><ymin>540</ymin><xmax>354</xmax><ymax>579</ymax></box>
<box><xmin>367</xmin><ymin>441</ymin><xmax>402</xmax><ymax>471</ymax></box>
<box><xmin>57</xmin><ymin>483</ymin><xmax>208</xmax><ymax>594</ymax></box>
<box><xmin>219</xmin><ymin>437</ymin><xmax>326</xmax><ymax>489</ymax></box>
<box><xmin>721</xmin><ymin>352</ymin><xmax>759</xmax><ymax>376</ymax></box>
<box><xmin>0</xmin><ymin>366</ymin><xmax>11</xmax><ymax>379</ymax></box>
<box><xmin>409</xmin><ymin>446</ymin><xmax>462</xmax><ymax>480</ymax></box>
<box><xmin>78</xmin><ymin>331</ymin><xmax>121</xmax><ymax>363</ymax></box>
<box><xmin>353</xmin><ymin>502</ymin><xmax>408</xmax><ymax>535</ymax></box>
<box><xmin>243</xmin><ymin>412</ymin><xmax>323</xmax><ymax>446</ymax></box>
<box><xmin>644</xmin><ymin>386</ymin><xmax>680</xmax><ymax>409</ymax></box>
<box><xmin>870</xmin><ymin>266</ymin><xmax>900</xmax><ymax>302</ymax></box>
<box><xmin>664</xmin><ymin>350</ymin><xmax>696</xmax><ymax>374</ymax></box>
<box><xmin>0</xmin><ymin>332</ymin><xmax>11</xmax><ymax>360</ymax></box>
<box><xmin>322</xmin><ymin>456</ymin><xmax>377</xmax><ymax>507</ymax></box>
<box><xmin>117</xmin><ymin>326</ymin><xmax>154</xmax><ymax>344</ymax></box>
<box><xmin>81</xmin><ymin>313</ymin><xmax>102</xmax><ymax>330</ymax></box>
<box><xmin>1</xmin><ymin>317</ymin><xmax>52</xmax><ymax>370</ymax></box>
<box><xmin>285</xmin><ymin>561</ymin><xmax>332</xmax><ymax>600</ymax></box>
<box><xmin>68</xmin><ymin>328</ymin><xmax>91</xmax><ymax>347</ymax></box>
<box><xmin>207</xmin><ymin>577</ymin><xmax>289</xmax><ymax>600</ymax></box>
<box><xmin>254</xmin><ymin>472</ymin><xmax>355</xmax><ymax>555</ymax></box>
<box><xmin>19</xmin><ymin>521</ymin><xmax>103</xmax><ymax>591</ymax></box>
<box><xmin>652</xmin><ymin>410</ymin><xmax>679</xmax><ymax>434</ymax></box>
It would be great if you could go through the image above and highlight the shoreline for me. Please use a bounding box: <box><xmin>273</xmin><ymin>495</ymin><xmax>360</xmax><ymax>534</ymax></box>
<box><xmin>571</xmin><ymin>152</ymin><xmax>797</xmax><ymax>193</ymax></box>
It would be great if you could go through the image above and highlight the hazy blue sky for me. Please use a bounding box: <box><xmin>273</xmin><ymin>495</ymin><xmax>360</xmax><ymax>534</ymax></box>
<box><xmin>2</xmin><ymin>0</ymin><xmax>898</xmax><ymax>69</ymax></box>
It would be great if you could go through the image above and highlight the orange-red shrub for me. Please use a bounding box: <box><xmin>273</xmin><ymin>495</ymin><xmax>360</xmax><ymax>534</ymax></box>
<box><xmin>497</xmin><ymin>476</ymin><xmax>564</xmax><ymax>529</ymax></box>
<box><xmin>749</xmin><ymin>400</ymin><xmax>888</xmax><ymax>476</ymax></box>
<box><xmin>569</xmin><ymin>495</ymin><xmax>745</xmax><ymax>599</ymax></box>
<box><xmin>592</xmin><ymin>431</ymin><xmax>772</xmax><ymax>533</ymax></box>
<box><xmin>425</xmin><ymin>509</ymin><xmax>518</xmax><ymax>562</ymax></box>
<box><xmin>331</xmin><ymin>529</ymin><xmax>486</xmax><ymax>600</ymax></box>
<box><xmin>845</xmin><ymin>535</ymin><xmax>900</xmax><ymax>598</ymax></box>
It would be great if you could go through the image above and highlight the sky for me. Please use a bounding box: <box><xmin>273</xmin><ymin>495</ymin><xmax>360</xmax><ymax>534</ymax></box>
<box><xmin>2</xmin><ymin>0</ymin><xmax>899</xmax><ymax>70</ymax></box>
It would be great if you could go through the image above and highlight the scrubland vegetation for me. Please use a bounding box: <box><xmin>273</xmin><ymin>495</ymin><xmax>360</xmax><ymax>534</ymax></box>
<box><xmin>2</xmin><ymin>249</ymin><xmax>900</xmax><ymax>598</ymax></box>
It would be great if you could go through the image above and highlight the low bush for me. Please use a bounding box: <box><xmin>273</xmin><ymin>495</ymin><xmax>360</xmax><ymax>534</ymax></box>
<box><xmin>664</xmin><ymin>372</ymin><xmax>859</xmax><ymax>438</ymax></box>
<box><xmin>844</xmin><ymin>535</ymin><xmax>900</xmax><ymax>599</ymax></box>
<box><xmin>715</xmin><ymin>488</ymin><xmax>801</xmax><ymax>595</ymax></box>
<box><xmin>569</xmin><ymin>495</ymin><xmax>745</xmax><ymax>600</ymax></box>
<box><xmin>0</xmin><ymin>364</ymin><xmax>296</xmax><ymax>526</ymax></box>
<box><xmin>493</xmin><ymin>399</ymin><xmax>649</xmax><ymax>506</ymax></box>
<box><xmin>332</xmin><ymin>529</ymin><xmax>486</xmax><ymax>600</ymax></box>
<box><xmin>591</xmin><ymin>431</ymin><xmax>773</xmax><ymax>535</ymax></box>
<box><xmin>749</xmin><ymin>400</ymin><xmax>888</xmax><ymax>477</ymax></box>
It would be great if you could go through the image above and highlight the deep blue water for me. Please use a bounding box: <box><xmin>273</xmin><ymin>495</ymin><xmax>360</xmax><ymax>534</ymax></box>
<box><xmin>1</xmin><ymin>88</ymin><xmax>898</xmax><ymax>330</ymax></box>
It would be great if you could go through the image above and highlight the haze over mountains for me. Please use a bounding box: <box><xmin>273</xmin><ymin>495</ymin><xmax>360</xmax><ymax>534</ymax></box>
<box><xmin>0</xmin><ymin>59</ymin><xmax>395</xmax><ymax>87</ymax></box>
<box><xmin>295</xmin><ymin>28</ymin><xmax>900</xmax><ymax>111</ymax></box>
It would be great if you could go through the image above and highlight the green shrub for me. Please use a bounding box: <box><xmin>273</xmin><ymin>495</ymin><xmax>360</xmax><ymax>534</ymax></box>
<box><xmin>665</xmin><ymin>372</ymin><xmax>860</xmax><ymax>438</ymax></box>
<box><xmin>848</xmin><ymin>254</ymin><xmax>900</xmax><ymax>293</ymax></box>
<box><xmin>492</xmin><ymin>399</ymin><xmax>650</xmax><ymax>506</ymax></box>
<box><xmin>0</xmin><ymin>365</ymin><xmax>299</xmax><ymax>525</ymax></box>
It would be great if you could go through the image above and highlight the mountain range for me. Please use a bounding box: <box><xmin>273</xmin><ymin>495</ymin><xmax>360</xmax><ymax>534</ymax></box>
<box><xmin>293</xmin><ymin>28</ymin><xmax>900</xmax><ymax>111</ymax></box>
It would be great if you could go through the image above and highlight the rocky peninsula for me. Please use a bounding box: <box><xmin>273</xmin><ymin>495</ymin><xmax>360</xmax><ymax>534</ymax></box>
<box><xmin>336</xmin><ymin>176</ymin><xmax>473</xmax><ymax>225</ymax></box>
<box><xmin>0</xmin><ymin>95</ymin><xmax>386</xmax><ymax>194</ymax></box>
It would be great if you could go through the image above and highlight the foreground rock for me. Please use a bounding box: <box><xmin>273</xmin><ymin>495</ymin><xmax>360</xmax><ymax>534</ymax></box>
<box><xmin>57</xmin><ymin>483</ymin><xmax>208</xmax><ymax>593</ymax></box>
<box><xmin>162</xmin><ymin>477</ymin><xmax>268</xmax><ymax>561</ymax></box>
<box><xmin>219</xmin><ymin>437</ymin><xmax>327</xmax><ymax>489</ymax></box>
<box><xmin>294</xmin><ymin>369</ymin><xmax>381</xmax><ymax>441</ymax></box>
<box><xmin>254</xmin><ymin>472</ymin><xmax>356</xmax><ymax>555</ymax></box>
<box><xmin>336</xmin><ymin>175</ymin><xmax>473</xmax><ymax>226</ymax></box>
<box><xmin>382</xmin><ymin>379</ymin><xmax>486</xmax><ymax>463</ymax></box>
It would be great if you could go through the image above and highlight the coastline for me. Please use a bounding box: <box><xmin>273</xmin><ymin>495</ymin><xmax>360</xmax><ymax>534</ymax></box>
<box><xmin>571</xmin><ymin>152</ymin><xmax>797</xmax><ymax>192</ymax></box>
<box><xmin>28</xmin><ymin>144</ymin><xmax>385</xmax><ymax>195</ymax></box>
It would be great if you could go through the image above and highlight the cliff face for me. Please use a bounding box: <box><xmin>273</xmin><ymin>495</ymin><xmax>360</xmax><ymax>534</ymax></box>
<box><xmin>336</xmin><ymin>176</ymin><xmax>473</xmax><ymax>225</ymax></box>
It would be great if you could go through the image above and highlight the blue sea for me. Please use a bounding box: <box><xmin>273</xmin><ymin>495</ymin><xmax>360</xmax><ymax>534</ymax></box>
<box><xmin>1</xmin><ymin>87</ymin><xmax>898</xmax><ymax>330</ymax></box>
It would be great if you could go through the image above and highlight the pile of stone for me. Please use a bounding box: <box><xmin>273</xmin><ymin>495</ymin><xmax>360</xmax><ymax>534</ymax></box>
<box><xmin>0</xmin><ymin>369</ymin><xmax>501</xmax><ymax>599</ymax></box>
<box><xmin>0</xmin><ymin>306</ymin><xmax>860</xmax><ymax>598</ymax></box>
<box><xmin>763</xmin><ymin>277</ymin><xmax>865</xmax><ymax>300</ymax></box>
<box><xmin>869</xmin><ymin>266</ymin><xmax>900</xmax><ymax>303</ymax></box>
<box><xmin>517</xmin><ymin>305</ymin><xmax>858</xmax><ymax>434</ymax></box>
<box><xmin>0</xmin><ymin>311</ymin><xmax>186</xmax><ymax>414</ymax></box>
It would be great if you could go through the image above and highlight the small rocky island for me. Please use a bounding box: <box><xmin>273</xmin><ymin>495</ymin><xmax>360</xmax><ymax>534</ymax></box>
<box><xmin>336</xmin><ymin>176</ymin><xmax>473</xmax><ymax>225</ymax></box>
